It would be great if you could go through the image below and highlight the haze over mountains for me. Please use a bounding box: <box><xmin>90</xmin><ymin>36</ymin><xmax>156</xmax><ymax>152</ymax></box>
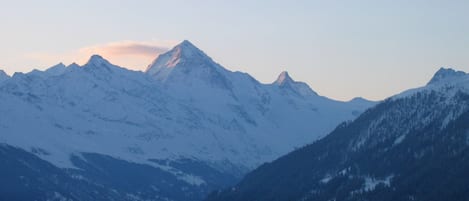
<box><xmin>0</xmin><ymin>40</ymin><xmax>374</xmax><ymax>201</ymax></box>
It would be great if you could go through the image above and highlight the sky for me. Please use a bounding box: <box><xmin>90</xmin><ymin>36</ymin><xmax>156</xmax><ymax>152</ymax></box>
<box><xmin>0</xmin><ymin>0</ymin><xmax>468</xmax><ymax>101</ymax></box>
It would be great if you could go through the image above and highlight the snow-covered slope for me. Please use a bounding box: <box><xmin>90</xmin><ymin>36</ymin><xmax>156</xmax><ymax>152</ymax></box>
<box><xmin>395</xmin><ymin>67</ymin><xmax>469</xmax><ymax>99</ymax></box>
<box><xmin>0</xmin><ymin>40</ymin><xmax>375</xmax><ymax>200</ymax></box>
<box><xmin>144</xmin><ymin>41</ymin><xmax>374</xmax><ymax>160</ymax></box>
<box><xmin>206</xmin><ymin>68</ymin><xmax>469</xmax><ymax>201</ymax></box>
<box><xmin>0</xmin><ymin>69</ymin><xmax>9</xmax><ymax>82</ymax></box>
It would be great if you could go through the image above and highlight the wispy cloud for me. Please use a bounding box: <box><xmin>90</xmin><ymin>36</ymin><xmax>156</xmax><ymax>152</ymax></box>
<box><xmin>25</xmin><ymin>40</ymin><xmax>177</xmax><ymax>71</ymax></box>
<box><xmin>79</xmin><ymin>41</ymin><xmax>172</xmax><ymax>58</ymax></box>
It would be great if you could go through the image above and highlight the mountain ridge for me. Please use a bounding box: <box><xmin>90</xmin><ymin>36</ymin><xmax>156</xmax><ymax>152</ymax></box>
<box><xmin>0</xmin><ymin>40</ymin><xmax>375</xmax><ymax>201</ymax></box>
<box><xmin>427</xmin><ymin>67</ymin><xmax>467</xmax><ymax>85</ymax></box>
<box><xmin>0</xmin><ymin>69</ymin><xmax>9</xmax><ymax>82</ymax></box>
<box><xmin>206</xmin><ymin>67</ymin><xmax>469</xmax><ymax>201</ymax></box>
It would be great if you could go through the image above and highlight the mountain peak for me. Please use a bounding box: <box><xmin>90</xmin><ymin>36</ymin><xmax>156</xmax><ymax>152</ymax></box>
<box><xmin>178</xmin><ymin>39</ymin><xmax>197</xmax><ymax>49</ymax></box>
<box><xmin>83</xmin><ymin>55</ymin><xmax>117</xmax><ymax>73</ymax></box>
<box><xmin>273</xmin><ymin>71</ymin><xmax>318</xmax><ymax>97</ymax></box>
<box><xmin>145</xmin><ymin>40</ymin><xmax>218</xmax><ymax>81</ymax></box>
<box><xmin>87</xmin><ymin>55</ymin><xmax>109</xmax><ymax>66</ymax></box>
<box><xmin>427</xmin><ymin>67</ymin><xmax>467</xmax><ymax>85</ymax></box>
<box><xmin>173</xmin><ymin>40</ymin><xmax>209</xmax><ymax>62</ymax></box>
<box><xmin>45</xmin><ymin>63</ymin><xmax>67</xmax><ymax>76</ymax></box>
<box><xmin>48</xmin><ymin>62</ymin><xmax>66</xmax><ymax>70</ymax></box>
<box><xmin>274</xmin><ymin>71</ymin><xmax>294</xmax><ymax>85</ymax></box>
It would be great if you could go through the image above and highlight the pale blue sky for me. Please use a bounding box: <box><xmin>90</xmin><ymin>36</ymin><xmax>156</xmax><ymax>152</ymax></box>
<box><xmin>1</xmin><ymin>0</ymin><xmax>468</xmax><ymax>101</ymax></box>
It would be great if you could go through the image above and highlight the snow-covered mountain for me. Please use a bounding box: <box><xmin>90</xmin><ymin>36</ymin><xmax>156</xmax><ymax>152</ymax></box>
<box><xmin>206</xmin><ymin>67</ymin><xmax>469</xmax><ymax>201</ymax></box>
<box><xmin>0</xmin><ymin>70</ymin><xmax>9</xmax><ymax>82</ymax></box>
<box><xmin>274</xmin><ymin>71</ymin><xmax>318</xmax><ymax>97</ymax></box>
<box><xmin>27</xmin><ymin>63</ymin><xmax>67</xmax><ymax>78</ymax></box>
<box><xmin>144</xmin><ymin>40</ymin><xmax>373</xmax><ymax>159</ymax></box>
<box><xmin>0</xmin><ymin>40</ymin><xmax>374</xmax><ymax>201</ymax></box>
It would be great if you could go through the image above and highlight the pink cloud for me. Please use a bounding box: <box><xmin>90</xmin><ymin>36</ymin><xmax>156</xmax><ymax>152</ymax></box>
<box><xmin>26</xmin><ymin>40</ymin><xmax>177</xmax><ymax>71</ymax></box>
<box><xmin>79</xmin><ymin>41</ymin><xmax>172</xmax><ymax>58</ymax></box>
